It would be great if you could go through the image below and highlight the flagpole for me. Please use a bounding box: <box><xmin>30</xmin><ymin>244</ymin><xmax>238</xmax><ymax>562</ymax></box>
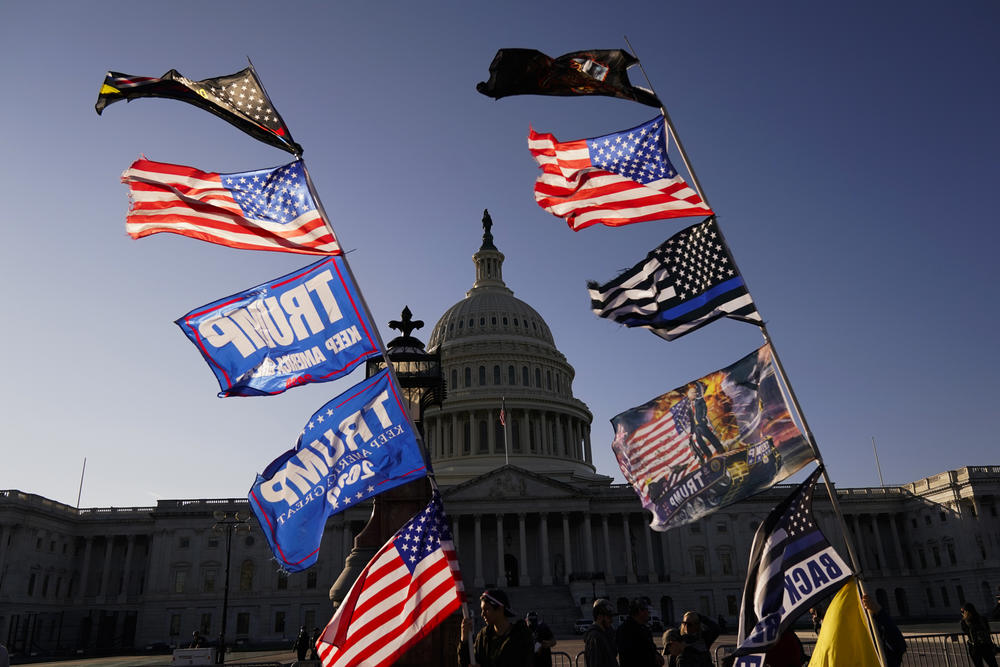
<box><xmin>299</xmin><ymin>160</ymin><xmax>434</xmax><ymax>479</ymax></box>
<box><xmin>624</xmin><ymin>36</ymin><xmax>713</xmax><ymax>211</ymax></box>
<box><xmin>623</xmin><ymin>37</ymin><xmax>886</xmax><ymax>666</ymax></box>
<box><xmin>76</xmin><ymin>457</ymin><xmax>86</xmax><ymax>509</ymax></box>
<box><xmin>872</xmin><ymin>436</ymin><xmax>885</xmax><ymax>487</ymax></box>
<box><xmin>502</xmin><ymin>397</ymin><xmax>509</xmax><ymax>466</ymax></box>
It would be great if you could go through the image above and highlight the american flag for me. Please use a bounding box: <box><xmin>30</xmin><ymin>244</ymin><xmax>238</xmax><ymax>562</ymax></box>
<box><xmin>121</xmin><ymin>158</ymin><xmax>340</xmax><ymax>255</ymax></box>
<box><xmin>528</xmin><ymin>116</ymin><xmax>712</xmax><ymax>230</ymax></box>
<box><xmin>96</xmin><ymin>67</ymin><xmax>302</xmax><ymax>155</ymax></box>
<box><xmin>619</xmin><ymin>398</ymin><xmax>699</xmax><ymax>495</ymax></box>
<box><xmin>736</xmin><ymin>467</ymin><xmax>852</xmax><ymax>656</ymax></box>
<box><xmin>588</xmin><ymin>217</ymin><xmax>760</xmax><ymax>341</ymax></box>
<box><xmin>316</xmin><ymin>492</ymin><xmax>464</xmax><ymax>667</ymax></box>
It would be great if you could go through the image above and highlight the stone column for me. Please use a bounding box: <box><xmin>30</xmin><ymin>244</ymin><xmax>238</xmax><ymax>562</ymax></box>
<box><xmin>870</xmin><ymin>514</ymin><xmax>888</xmax><ymax>573</ymax></box>
<box><xmin>583</xmin><ymin>515</ymin><xmax>595</xmax><ymax>573</ymax></box>
<box><xmin>643</xmin><ymin>521</ymin><xmax>658</xmax><ymax>584</ymax></box>
<box><xmin>77</xmin><ymin>537</ymin><xmax>93</xmax><ymax>600</ymax></box>
<box><xmin>474</xmin><ymin>514</ymin><xmax>484</xmax><ymax>588</ymax></box>
<box><xmin>434</xmin><ymin>416</ymin><xmax>443</xmax><ymax>459</ymax></box>
<box><xmin>451</xmin><ymin>514</ymin><xmax>461</xmax><ymax>552</ymax></box>
<box><xmin>622</xmin><ymin>514</ymin><xmax>637</xmax><ymax>584</ymax></box>
<box><xmin>488</xmin><ymin>410</ymin><xmax>497</xmax><ymax>455</ymax></box>
<box><xmin>540</xmin><ymin>513</ymin><xmax>552</xmax><ymax>585</ymax></box>
<box><xmin>584</xmin><ymin>429</ymin><xmax>593</xmax><ymax>464</ymax></box>
<box><xmin>119</xmin><ymin>535</ymin><xmax>135</xmax><ymax>600</ymax></box>
<box><xmin>602</xmin><ymin>515</ymin><xmax>614</xmax><ymax>583</ymax></box>
<box><xmin>659</xmin><ymin>531</ymin><xmax>671</xmax><ymax>579</ymax></box>
<box><xmin>518</xmin><ymin>514</ymin><xmax>530</xmax><ymax>586</ymax></box>
<box><xmin>496</xmin><ymin>514</ymin><xmax>506</xmax><ymax>586</ymax></box>
<box><xmin>98</xmin><ymin>536</ymin><xmax>115</xmax><ymax>600</ymax></box>
<box><xmin>888</xmin><ymin>514</ymin><xmax>907</xmax><ymax>572</ymax></box>
<box><xmin>556</xmin><ymin>417</ymin><xmax>565</xmax><ymax>456</ymax></box>
<box><xmin>562</xmin><ymin>513</ymin><xmax>574</xmax><ymax>580</ymax></box>
<box><xmin>451</xmin><ymin>414</ymin><xmax>459</xmax><ymax>456</ymax></box>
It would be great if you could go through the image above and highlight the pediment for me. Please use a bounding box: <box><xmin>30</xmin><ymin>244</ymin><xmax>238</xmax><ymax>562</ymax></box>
<box><xmin>442</xmin><ymin>465</ymin><xmax>583</xmax><ymax>502</ymax></box>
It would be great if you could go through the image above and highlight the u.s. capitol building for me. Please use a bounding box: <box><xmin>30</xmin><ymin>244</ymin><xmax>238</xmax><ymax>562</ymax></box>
<box><xmin>2</xmin><ymin>217</ymin><xmax>999</xmax><ymax>655</ymax></box>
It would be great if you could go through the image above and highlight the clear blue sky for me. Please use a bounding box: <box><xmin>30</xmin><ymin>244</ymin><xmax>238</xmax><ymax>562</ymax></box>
<box><xmin>1</xmin><ymin>1</ymin><xmax>997</xmax><ymax>508</ymax></box>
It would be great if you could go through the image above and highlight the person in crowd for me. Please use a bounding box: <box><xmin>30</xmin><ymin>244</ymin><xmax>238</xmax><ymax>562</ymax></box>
<box><xmin>961</xmin><ymin>602</ymin><xmax>999</xmax><ymax>667</ymax></box>
<box><xmin>661</xmin><ymin>627</ymin><xmax>710</xmax><ymax>667</ymax></box>
<box><xmin>525</xmin><ymin>610</ymin><xmax>557</xmax><ymax>667</ymax></box>
<box><xmin>459</xmin><ymin>589</ymin><xmax>534</xmax><ymax>667</ymax></box>
<box><xmin>308</xmin><ymin>627</ymin><xmax>321</xmax><ymax>661</ymax></box>
<box><xmin>189</xmin><ymin>630</ymin><xmax>203</xmax><ymax>649</ymax></box>
<box><xmin>584</xmin><ymin>598</ymin><xmax>618</xmax><ymax>667</ymax></box>
<box><xmin>292</xmin><ymin>625</ymin><xmax>310</xmax><ymax>662</ymax></box>
<box><xmin>809</xmin><ymin>607</ymin><xmax>822</xmax><ymax>634</ymax></box>
<box><xmin>617</xmin><ymin>598</ymin><xmax>664</xmax><ymax>666</ymax></box>
<box><xmin>679</xmin><ymin>611</ymin><xmax>720</xmax><ymax>653</ymax></box>
<box><xmin>861</xmin><ymin>594</ymin><xmax>907</xmax><ymax>667</ymax></box>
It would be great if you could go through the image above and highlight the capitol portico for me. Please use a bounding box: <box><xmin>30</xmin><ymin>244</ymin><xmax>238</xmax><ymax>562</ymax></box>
<box><xmin>2</xmin><ymin>215</ymin><xmax>1000</xmax><ymax>656</ymax></box>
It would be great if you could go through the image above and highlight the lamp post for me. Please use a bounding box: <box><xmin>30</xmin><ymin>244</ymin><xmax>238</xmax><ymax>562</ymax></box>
<box><xmin>212</xmin><ymin>510</ymin><xmax>251</xmax><ymax>665</ymax></box>
<box><xmin>328</xmin><ymin>307</ymin><xmax>449</xmax><ymax>665</ymax></box>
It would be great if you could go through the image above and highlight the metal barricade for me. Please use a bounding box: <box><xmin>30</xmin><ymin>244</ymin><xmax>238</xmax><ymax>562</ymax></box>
<box><xmin>551</xmin><ymin>649</ymin><xmax>574</xmax><ymax>667</ymax></box>
<box><xmin>714</xmin><ymin>632</ymin><xmax>1000</xmax><ymax>667</ymax></box>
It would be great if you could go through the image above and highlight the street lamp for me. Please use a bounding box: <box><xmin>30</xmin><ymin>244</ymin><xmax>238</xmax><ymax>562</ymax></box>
<box><xmin>212</xmin><ymin>510</ymin><xmax>251</xmax><ymax>665</ymax></box>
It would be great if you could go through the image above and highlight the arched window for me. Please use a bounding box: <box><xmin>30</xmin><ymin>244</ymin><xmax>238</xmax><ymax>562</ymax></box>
<box><xmin>493</xmin><ymin>365</ymin><xmax>501</xmax><ymax>385</ymax></box>
<box><xmin>479</xmin><ymin>365</ymin><xmax>486</xmax><ymax>386</ymax></box>
<box><xmin>522</xmin><ymin>366</ymin><xmax>530</xmax><ymax>386</ymax></box>
<box><xmin>464</xmin><ymin>367</ymin><xmax>471</xmax><ymax>387</ymax></box>
<box><xmin>546</xmin><ymin>370</ymin><xmax>552</xmax><ymax>390</ymax></box>
<box><xmin>535</xmin><ymin>368</ymin><xmax>542</xmax><ymax>388</ymax></box>
<box><xmin>508</xmin><ymin>365</ymin><xmax>515</xmax><ymax>385</ymax></box>
<box><xmin>239</xmin><ymin>560</ymin><xmax>254</xmax><ymax>592</ymax></box>
<box><xmin>451</xmin><ymin>369</ymin><xmax>458</xmax><ymax>390</ymax></box>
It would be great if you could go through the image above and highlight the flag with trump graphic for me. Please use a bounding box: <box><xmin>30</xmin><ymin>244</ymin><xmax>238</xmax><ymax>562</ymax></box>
<box><xmin>121</xmin><ymin>157</ymin><xmax>340</xmax><ymax>255</ymax></box>
<box><xmin>528</xmin><ymin>115</ymin><xmax>712</xmax><ymax>231</ymax></box>
<box><xmin>610</xmin><ymin>344</ymin><xmax>814</xmax><ymax>531</ymax></box>
<box><xmin>176</xmin><ymin>256</ymin><xmax>379</xmax><ymax>397</ymax></box>
<box><xmin>248</xmin><ymin>369</ymin><xmax>427</xmax><ymax>572</ymax></box>
<box><xmin>316</xmin><ymin>491</ymin><xmax>464</xmax><ymax>667</ymax></box>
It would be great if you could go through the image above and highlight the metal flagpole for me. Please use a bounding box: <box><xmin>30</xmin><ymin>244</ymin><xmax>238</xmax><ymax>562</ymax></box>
<box><xmin>872</xmin><ymin>436</ymin><xmax>886</xmax><ymax>487</ymax></box>
<box><xmin>76</xmin><ymin>457</ymin><xmax>86</xmax><ymax>509</ymax></box>
<box><xmin>501</xmin><ymin>397</ymin><xmax>509</xmax><ymax>466</ymax></box>
<box><xmin>623</xmin><ymin>36</ymin><xmax>887</xmax><ymax>666</ymax></box>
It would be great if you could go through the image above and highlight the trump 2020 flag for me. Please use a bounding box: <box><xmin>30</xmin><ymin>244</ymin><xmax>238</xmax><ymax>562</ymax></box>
<box><xmin>611</xmin><ymin>344</ymin><xmax>814</xmax><ymax>530</ymax></box>
<box><xmin>529</xmin><ymin>115</ymin><xmax>712</xmax><ymax>230</ymax></box>
<box><xmin>316</xmin><ymin>491</ymin><xmax>465</xmax><ymax>667</ymax></box>
<box><xmin>588</xmin><ymin>217</ymin><xmax>761</xmax><ymax>341</ymax></box>
<box><xmin>96</xmin><ymin>66</ymin><xmax>302</xmax><ymax>155</ymax></box>
<box><xmin>121</xmin><ymin>158</ymin><xmax>340</xmax><ymax>255</ymax></box>
<box><xmin>176</xmin><ymin>257</ymin><xmax>379</xmax><ymax>397</ymax></box>
<box><xmin>735</xmin><ymin>467</ymin><xmax>852</xmax><ymax>657</ymax></box>
<box><xmin>477</xmin><ymin>48</ymin><xmax>661</xmax><ymax>107</ymax></box>
<box><xmin>248</xmin><ymin>369</ymin><xmax>428</xmax><ymax>572</ymax></box>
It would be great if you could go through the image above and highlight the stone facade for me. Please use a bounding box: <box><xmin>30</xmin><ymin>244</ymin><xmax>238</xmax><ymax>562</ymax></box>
<box><xmin>3</xmin><ymin>218</ymin><xmax>999</xmax><ymax>654</ymax></box>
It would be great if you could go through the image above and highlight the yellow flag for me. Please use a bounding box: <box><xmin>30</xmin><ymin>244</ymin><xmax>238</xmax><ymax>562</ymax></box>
<box><xmin>809</xmin><ymin>580</ymin><xmax>881</xmax><ymax>666</ymax></box>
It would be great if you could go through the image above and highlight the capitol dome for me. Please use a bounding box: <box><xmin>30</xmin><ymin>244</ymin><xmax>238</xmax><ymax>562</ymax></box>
<box><xmin>423</xmin><ymin>211</ymin><xmax>606</xmax><ymax>486</ymax></box>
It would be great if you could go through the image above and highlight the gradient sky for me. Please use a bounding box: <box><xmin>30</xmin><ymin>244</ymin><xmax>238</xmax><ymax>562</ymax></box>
<box><xmin>1</xmin><ymin>1</ymin><xmax>997</xmax><ymax>509</ymax></box>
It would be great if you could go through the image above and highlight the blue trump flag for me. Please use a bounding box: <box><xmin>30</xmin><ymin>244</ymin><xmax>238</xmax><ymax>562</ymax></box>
<box><xmin>248</xmin><ymin>369</ymin><xmax>428</xmax><ymax>572</ymax></box>
<box><xmin>176</xmin><ymin>256</ymin><xmax>379</xmax><ymax>396</ymax></box>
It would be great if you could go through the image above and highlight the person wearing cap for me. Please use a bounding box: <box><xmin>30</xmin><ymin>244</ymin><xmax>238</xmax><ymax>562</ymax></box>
<box><xmin>584</xmin><ymin>598</ymin><xmax>618</xmax><ymax>667</ymax></box>
<box><xmin>525</xmin><ymin>610</ymin><xmax>557</xmax><ymax>667</ymax></box>
<box><xmin>679</xmin><ymin>611</ymin><xmax>720</xmax><ymax>654</ymax></box>
<box><xmin>661</xmin><ymin>627</ymin><xmax>710</xmax><ymax>667</ymax></box>
<box><xmin>459</xmin><ymin>589</ymin><xmax>534</xmax><ymax>667</ymax></box>
<box><xmin>617</xmin><ymin>598</ymin><xmax>664</xmax><ymax>666</ymax></box>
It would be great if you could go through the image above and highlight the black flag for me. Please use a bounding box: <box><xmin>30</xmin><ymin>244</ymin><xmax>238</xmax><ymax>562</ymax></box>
<box><xmin>476</xmin><ymin>49</ymin><xmax>661</xmax><ymax>107</ymax></box>
<box><xmin>96</xmin><ymin>66</ymin><xmax>302</xmax><ymax>155</ymax></box>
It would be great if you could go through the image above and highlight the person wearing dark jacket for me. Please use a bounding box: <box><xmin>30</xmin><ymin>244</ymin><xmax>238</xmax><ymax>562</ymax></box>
<box><xmin>661</xmin><ymin>627</ymin><xmax>710</xmax><ymax>667</ymax></box>
<box><xmin>961</xmin><ymin>602</ymin><xmax>999</xmax><ymax>667</ymax></box>
<box><xmin>861</xmin><ymin>595</ymin><xmax>907</xmax><ymax>667</ymax></box>
<box><xmin>584</xmin><ymin>599</ymin><xmax>618</xmax><ymax>667</ymax></box>
<box><xmin>459</xmin><ymin>589</ymin><xmax>534</xmax><ymax>667</ymax></box>
<box><xmin>617</xmin><ymin>598</ymin><xmax>664</xmax><ymax>667</ymax></box>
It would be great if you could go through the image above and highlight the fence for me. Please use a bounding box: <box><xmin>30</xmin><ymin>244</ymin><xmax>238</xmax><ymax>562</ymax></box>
<box><xmin>714</xmin><ymin>632</ymin><xmax>1000</xmax><ymax>667</ymax></box>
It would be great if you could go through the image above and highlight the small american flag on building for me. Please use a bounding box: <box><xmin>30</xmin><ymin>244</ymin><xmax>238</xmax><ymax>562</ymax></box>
<box><xmin>121</xmin><ymin>158</ymin><xmax>340</xmax><ymax>255</ymax></box>
<box><xmin>316</xmin><ymin>491</ymin><xmax>464</xmax><ymax>667</ymax></box>
<box><xmin>528</xmin><ymin>115</ymin><xmax>712</xmax><ymax>230</ymax></box>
